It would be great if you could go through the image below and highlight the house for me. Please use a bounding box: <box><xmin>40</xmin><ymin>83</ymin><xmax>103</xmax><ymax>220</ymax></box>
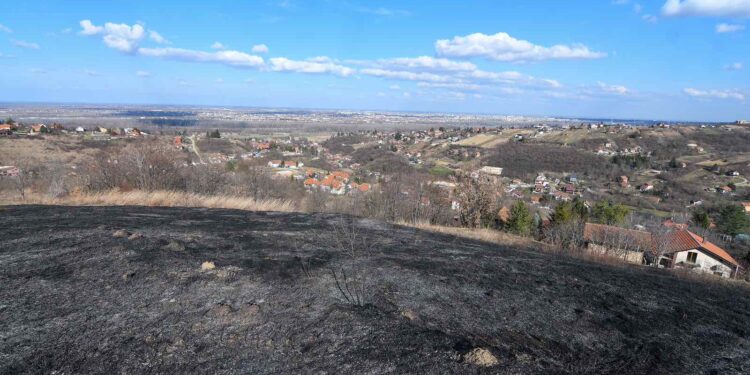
<box><xmin>656</xmin><ymin>230</ymin><xmax>741</xmax><ymax>278</ymax></box>
<box><xmin>0</xmin><ymin>166</ymin><xmax>20</xmax><ymax>177</ymax></box>
<box><xmin>716</xmin><ymin>185</ymin><xmax>733</xmax><ymax>194</ymax></box>
<box><xmin>268</xmin><ymin>160</ymin><xmax>282</xmax><ymax>168</ymax></box>
<box><xmin>303</xmin><ymin>178</ymin><xmax>320</xmax><ymax>188</ymax></box>
<box><xmin>583</xmin><ymin>223</ymin><xmax>651</xmax><ymax>264</ymax></box>
<box><xmin>640</xmin><ymin>183</ymin><xmax>654</xmax><ymax>192</ymax></box>
<box><xmin>473</xmin><ymin>166</ymin><xmax>503</xmax><ymax>184</ymax></box>
<box><xmin>726</xmin><ymin>170</ymin><xmax>740</xmax><ymax>177</ymax></box>
<box><xmin>30</xmin><ymin>124</ymin><xmax>47</xmax><ymax>134</ymax></box>
<box><xmin>75</xmin><ymin>126</ymin><xmax>85</xmax><ymax>133</ymax></box>
<box><xmin>284</xmin><ymin>160</ymin><xmax>303</xmax><ymax>169</ymax></box>
<box><xmin>0</xmin><ymin>124</ymin><xmax>11</xmax><ymax>135</ymax></box>
<box><xmin>743</xmin><ymin>202</ymin><xmax>750</xmax><ymax>214</ymax></box>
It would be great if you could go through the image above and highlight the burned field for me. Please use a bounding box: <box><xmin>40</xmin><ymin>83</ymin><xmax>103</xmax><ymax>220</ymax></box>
<box><xmin>1</xmin><ymin>206</ymin><xmax>750</xmax><ymax>374</ymax></box>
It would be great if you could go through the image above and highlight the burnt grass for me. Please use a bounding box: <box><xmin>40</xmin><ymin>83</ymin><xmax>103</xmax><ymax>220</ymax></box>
<box><xmin>1</xmin><ymin>206</ymin><xmax>750</xmax><ymax>374</ymax></box>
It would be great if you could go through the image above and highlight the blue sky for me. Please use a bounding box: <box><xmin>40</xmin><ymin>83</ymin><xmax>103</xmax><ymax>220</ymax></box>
<box><xmin>0</xmin><ymin>0</ymin><xmax>748</xmax><ymax>121</ymax></box>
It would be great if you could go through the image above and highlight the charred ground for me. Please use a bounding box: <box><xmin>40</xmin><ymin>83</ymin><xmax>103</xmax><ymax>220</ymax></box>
<box><xmin>1</xmin><ymin>205</ymin><xmax>749</xmax><ymax>374</ymax></box>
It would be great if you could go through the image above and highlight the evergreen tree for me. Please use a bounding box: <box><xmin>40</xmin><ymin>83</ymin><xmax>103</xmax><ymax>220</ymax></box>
<box><xmin>717</xmin><ymin>205</ymin><xmax>750</xmax><ymax>236</ymax></box>
<box><xmin>508</xmin><ymin>200</ymin><xmax>533</xmax><ymax>236</ymax></box>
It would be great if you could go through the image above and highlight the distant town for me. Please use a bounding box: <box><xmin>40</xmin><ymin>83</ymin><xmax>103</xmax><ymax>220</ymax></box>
<box><xmin>1</xmin><ymin>104</ymin><xmax>749</xmax><ymax>282</ymax></box>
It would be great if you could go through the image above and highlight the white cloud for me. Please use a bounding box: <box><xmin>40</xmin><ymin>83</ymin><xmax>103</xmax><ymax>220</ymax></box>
<box><xmin>358</xmin><ymin>56</ymin><xmax>477</xmax><ymax>72</ymax></box>
<box><xmin>684</xmin><ymin>87</ymin><xmax>745</xmax><ymax>100</ymax></box>
<box><xmin>435</xmin><ymin>32</ymin><xmax>606</xmax><ymax>62</ymax></box>
<box><xmin>84</xmin><ymin>69</ymin><xmax>101</xmax><ymax>76</ymax></box>
<box><xmin>642</xmin><ymin>14</ymin><xmax>659</xmax><ymax>23</ymax></box>
<box><xmin>0</xmin><ymin>24</ymin><xmax>12</xmax><ymax>33</ymax></box>
<box><xmin>634</xmin><ymin>3</ymin><xmax>643</xmax><ymax>13</ymax></box>
<box><xmin>138</xmin><ymin>47</ymin><xmax>265</xmax><ymax>68</ymax></box>
<box><xmin>612</xmin><ymin>0</ymin><xmax>630</xmax><ymax>4</ymax></box>
<box><xmin>662</xmin><ymin>0</ymin><xmax>750</xmax><ymax>17</ymax></box>
<box><xmin>716</xmin><ymin>23</ymin><xmax>745</xmax><ymax>33</ymax></box>
<box><xmin>269</xmin><ymin>57</ymin><xmax>354</xmax><ymax>76</ymax></box>
<box><xmin>360</xmin><ymin>68</ymin><xmax>455</xmax><ymax>83</ymax></box>
<box><xmin>30</xmin><ymin>68</ymin><xmax>47</xmax><ymax>74</ymax></box>
<box><xmin>388</xmin><ymin>84</ymin><xmax>401</xmax><ymax>90</ymax></box>
<box><xmin>376</xmin><ymin>92</ymin><xmax>386</xmax><ymax>97</ymax></box>
<box><xmin>211</xmin><ymin>42</ymin><xmax>226</xmax><ymax>50</ymax></box>
<box><xmin>215</xmin><ymin>78</ymin><xmax>225</xmax><ymax>84</ymax></box>
<box><xmin>597</xmin><ymin>81</ymin><xmax>630</xmax><ymax>95</ymax></box>
<box><xmin>102</xmin><ymin>23</ymin><xmax>145</xmax><ymax>53</ymax></box>
<box><xmin>79</xmin><ymin>20</ymin><xmax>102</xmax><ymax>35</ymax></box>
<box><xmin>78</xmin><ymin>20</ymin><xmax>146</xmax><ymax>53</ymax></box>
<box><xmin>251</xmin><ymin>44</ymin><xmax>269</xmax><ymax>53</ymax></box>
<box><xmin>724</xmin><ymin>62</ymin><xmax>743</xmax><ymax>70</ymax></box>
<box><xmin>12</xmin><ymin>39</ymin><xmax>40</xmax><ymax>49</ymax></box>
<box><xmin>149</xmin><ymin>30</ymin><xmax>169</xmax><ymax>44</ymax></box>
<box><xmin>135</xmin><ymin>70</ymin><xmax>151</xmax><ymax>77</ymax></box>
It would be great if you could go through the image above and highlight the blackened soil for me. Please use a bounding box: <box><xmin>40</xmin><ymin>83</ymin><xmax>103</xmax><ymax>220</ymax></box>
<box><xmin>1</xmin><ymin>205</ymin><xmax>749</xmax><ymax>374</ymax></box>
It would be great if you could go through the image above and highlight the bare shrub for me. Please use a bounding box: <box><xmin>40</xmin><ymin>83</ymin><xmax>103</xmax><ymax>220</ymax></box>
<box><xmin>325</xmin><ymin>219</ymin><xmax>380</xmax><ymax>307</ymax></box>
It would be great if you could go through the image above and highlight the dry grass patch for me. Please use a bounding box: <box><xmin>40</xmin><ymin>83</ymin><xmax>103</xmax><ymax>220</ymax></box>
<box><xmin>398</xmin><ymin>220</ymin><xmax>546</xmax><ymax>249</ymax></box>
<box><xmin>3</xmin><ymin>189</ymin><xmax>298</xmax><ymax>213</ymax></box>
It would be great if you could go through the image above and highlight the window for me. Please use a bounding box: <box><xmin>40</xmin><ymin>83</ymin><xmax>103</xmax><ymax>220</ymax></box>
<box><xmin>686</xmin><ymin>252</ymin><xmax>698</xmax><ymax>264</ymax></box>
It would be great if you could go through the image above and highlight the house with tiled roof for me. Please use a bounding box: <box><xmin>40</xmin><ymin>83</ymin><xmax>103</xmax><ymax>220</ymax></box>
<box><xmin>583</xmin><ymin>223</ymin><xmax>652</xmax><ymax>264</ymax></box>
<box><xmin>656</xmin><ymin>230</ymin><xmax>740</xmax><ymax>278</ymax></box>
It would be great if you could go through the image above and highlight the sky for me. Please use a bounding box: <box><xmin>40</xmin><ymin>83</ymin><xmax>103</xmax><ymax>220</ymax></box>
<box><xmin>0</xmin><ymin>0</ymin><xmax>749</xmax><ymax>121</ymax></box>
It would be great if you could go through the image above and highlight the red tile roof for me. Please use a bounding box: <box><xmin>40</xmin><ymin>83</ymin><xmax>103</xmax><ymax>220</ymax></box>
<box><xmin>661</xmin><ymin>230</ymin><xmax>739</xmax><ymax>266</ymax></box>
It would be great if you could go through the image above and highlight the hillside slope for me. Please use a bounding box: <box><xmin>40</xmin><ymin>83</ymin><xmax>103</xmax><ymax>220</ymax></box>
<box><xmin>1</xmin><ymin>205</ymin><xmax>749</xmax><ymax>374</ymax></box>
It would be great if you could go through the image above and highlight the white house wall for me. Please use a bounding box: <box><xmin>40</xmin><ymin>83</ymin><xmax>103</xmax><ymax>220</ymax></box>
<box><xmin>673</xmin><ymin>250</ymin><xmax>733</xmax><ymax>278</ymax></box>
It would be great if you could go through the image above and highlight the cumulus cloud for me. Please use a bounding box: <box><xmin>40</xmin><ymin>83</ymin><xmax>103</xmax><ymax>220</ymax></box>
<box><xmin>135</xmin><ymin>70</ymin><xmax>151</xmax><ymax>77</ymax></box>
<box><xmin>662</xmin><ymin>0</ymin><xmax>750</xmax><ymax>17</ymax></box>
<box><xmin>0</xmin><ymin>24</ymin><xmax>12</xmax><ymax>33</ymax></box>
<box><xmin>716</xmin><ymin>23</ymin><xmax>745</xmax><ymax>33</ymax></box>
<box><xmin>269</xmin><ymin>57</ymin><xmax>354</xmax><ymax>76</ymax></box>
<box><xmin>138</xmin><ymin>47</ymin><xmax>265</xmax><ymax>68</ymax></box>
<box><xmin>435</xmin><ymin>32</ymin><xmax>606</xmax><ymax>62</ymax></box>
<box><xmin>251</xmin><ymin>44</ymin><xmax>269</xmax><ymax>53</ymax></box>
<box><xmin>12</xmin><ymin>39</ymin><xmax>40</xmax><ymax>49</ymax></box>
<box><xmin>79</xmin><ymin>20</ymin><xmax>102</xmax><ymax>35</ymax></box>
<box><xmin>724</xmin><ymin>62</ymin><xmax>743</xmax><ymax>70</ymax></box>
<box><xmin>684</xmin><ymin>87</ymin><xmax>745</xmax><ymax>100</ymax></box>
<box><xmin>78</xmin><ymin>20</ymin><xmax>145</xmax><ymax>53</ymax></box>
<box><xmin>149</xmin><ymin>30</ymin><xmax>170</xmax><ymax>44</ymax></box>
<box><xmin>211</xmin><ymin>42</ymin><xmax>226</xmax><ymax>50</ymax></box>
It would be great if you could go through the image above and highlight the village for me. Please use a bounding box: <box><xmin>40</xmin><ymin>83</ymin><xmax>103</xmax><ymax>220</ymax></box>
<box><xmin>2</xmin><ymin>116</ymin><xmax>750</xmax><ymax>280</ymax></box>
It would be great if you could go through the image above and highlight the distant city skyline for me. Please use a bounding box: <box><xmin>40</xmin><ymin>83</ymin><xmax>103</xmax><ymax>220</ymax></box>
<box><xmin>1</xmin><ymin>0</ymin><xmax>749</xmax><ymax>122</ymax></box>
